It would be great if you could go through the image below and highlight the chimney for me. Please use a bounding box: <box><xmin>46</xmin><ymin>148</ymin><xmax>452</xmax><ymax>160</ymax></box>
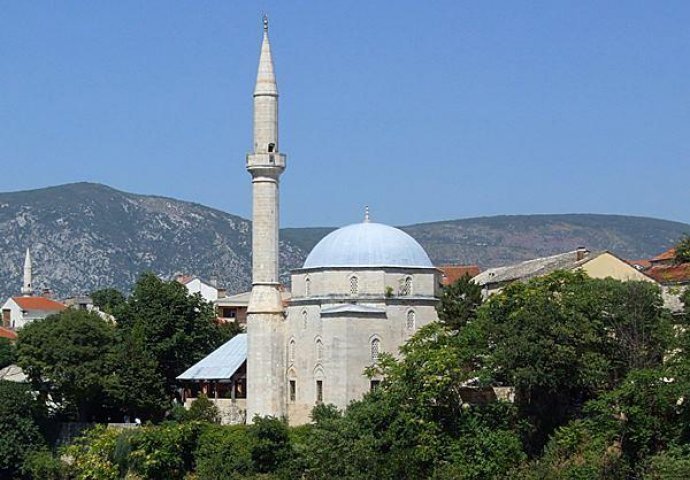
<box><xmin>576</xmin><ymin>247</ymin><xmax>589</xmax><ymax>261</ymax></box>
<box><xmin>209</xmin><ymin>275</ymin><xmax>218</xmax><ymax>288</ymax></box>
<box><xmin>41</xmin><ymin>288</ymin><xmax>53</xmax><ymax>299</ymax></box>
<box><xmin>217</xmin><ymin>288</ymin><xmax>227</xmax><ymax>299</ymax></box>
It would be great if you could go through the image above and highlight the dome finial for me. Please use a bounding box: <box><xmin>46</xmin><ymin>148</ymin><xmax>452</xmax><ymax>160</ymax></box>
<box><xmin>364</xmin><ymin>206</ymin><xmax>371</xmax><ymax>223</ymax></box>
<box><xmin>263</xmin><ymin>14</ymin><xmax>269</xmax><ymax>32</ymax></box>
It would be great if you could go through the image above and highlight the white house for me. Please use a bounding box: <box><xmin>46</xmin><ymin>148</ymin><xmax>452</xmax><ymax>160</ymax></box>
<box><xmin>1</xmin><ymin>296</ymin><xmax>66</xmax><ymax>330</ymax></box>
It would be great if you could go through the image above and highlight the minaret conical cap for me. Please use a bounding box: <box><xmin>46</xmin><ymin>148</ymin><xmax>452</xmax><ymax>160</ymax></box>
<box><xmin>254</xmin><ymin>16</ymin><xmax>278</xmax><ymax>96</ymax></box>
<box><xmin>24</xmin><ymin>248</ymin><xmax>31</xmax><ymax>269</ymax></box>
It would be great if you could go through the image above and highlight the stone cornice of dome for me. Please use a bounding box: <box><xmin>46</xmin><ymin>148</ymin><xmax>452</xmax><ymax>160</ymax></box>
<box><xmin>291</xmin><ymin>265</ymin><xmax>441</xmax><ymax>275</ymax></box>
<box><xmin>288</xmin><ymin>295</ymin><xmax>439</xmax><ymax>307</ymax></box>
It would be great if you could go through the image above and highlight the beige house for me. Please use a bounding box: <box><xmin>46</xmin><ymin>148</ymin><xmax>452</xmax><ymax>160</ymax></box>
<box><xmin>473</xmin><ymin>248</ymin><xmax>657</xmax><ymax>297</ymax></box>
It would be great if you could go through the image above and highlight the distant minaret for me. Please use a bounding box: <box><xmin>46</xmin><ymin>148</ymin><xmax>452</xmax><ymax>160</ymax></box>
<box><xmin>21</xmin><ymin>248</ymin><xmax>32</xmax><ymax>296</ymax></box>
<box><xmin>246</xmin><ymin>16</ymin><xmax>287</xmax><ymax>420</ymax></box>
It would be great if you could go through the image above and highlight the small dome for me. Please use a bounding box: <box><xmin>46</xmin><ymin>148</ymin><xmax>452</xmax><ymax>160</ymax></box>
<box><xmin>303</xmin><ymin>222</ymin><xmax>433</xmax><ymax>269</ymax></box>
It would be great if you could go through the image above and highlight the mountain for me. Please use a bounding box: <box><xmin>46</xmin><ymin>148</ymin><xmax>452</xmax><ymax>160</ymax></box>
<box><xmin>0</xmin><ymin>183</ymin><xmax>687</xmax><ymax>299</ymax></box>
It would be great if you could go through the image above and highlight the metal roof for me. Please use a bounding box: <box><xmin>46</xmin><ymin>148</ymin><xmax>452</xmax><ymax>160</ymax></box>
<box><xmin>177</xmin><ymin>334</ymin><xmax>247</xmax><ymax>381</ymax></box>
<box><xmin>303</xmin><ymin>222</ymin><xmax>433</xmax><ymax>269</ymax></box>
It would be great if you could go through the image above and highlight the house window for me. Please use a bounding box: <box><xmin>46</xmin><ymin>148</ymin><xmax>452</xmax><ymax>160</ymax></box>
<box><xmin>371</xmin><ymin>338</ymin><xmax>381</xmax><ymax>364</ymax></box>
<box><xmin>350</xmin><ymin>276</ymin><xmax>359</xmax><ymax>296</ymax></box>
<box><xmin>289</xmin><ymin>339</ymin><xmax>296</xmax><ymax>363</ymax></box>
<box><xmin>316</xmin><ymin>380</ymin><xmax>323</xmax><ymax>403</ymax></box>
<box><xmin>370</xmin><ymin>380</ymin><xmax>381</xmax><ymax>392</ymax></box>
<box><xmin>406</xmin><ymin>310</ymin><xmax>416</xmax><ymax>330</ymax></box>
<box><xmin>289</xmin><ymin>380</ymin><xmax>296</xmax><ymax>402</ymax></box>
<box><xmin>400</xmin><ymin>276</ymin><xmax>412</xmax><ymax>296</ymax></box>
<box><xmin>316</xmin><ymin>339</ymin><xmax>323</xmax><ymax>362</ymax></box>
<box><xmin>305</xmin><ymin>277</ymin><xmax>311</xmax><ymax>297</ymax></box>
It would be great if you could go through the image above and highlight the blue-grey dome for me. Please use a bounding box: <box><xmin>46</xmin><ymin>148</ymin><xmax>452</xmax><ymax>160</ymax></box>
<box><xmin>302</xmin><ymin>222</ymin><xmax>433</xmax><ymax>269</ymax></box>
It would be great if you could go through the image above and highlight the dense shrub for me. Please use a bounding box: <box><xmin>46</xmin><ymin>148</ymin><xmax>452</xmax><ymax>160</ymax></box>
<box><xmin>22</xmin><ymin>448</ymin><xmax>65</xmax><ymax>480</ymax></box>
<box><xmin>127</xmin><ymin>422</ymin><xmax>203</xmax><ymax>479</ymax></box>
<box><xmin>194</xmin><ymin>424</ymin><xmax>255</xmax><ymax>479</ymax></box>
<box><xmin>0</xmin><ymin>381</ymin><xmax>48</xmax><ymax>479</ymax></box>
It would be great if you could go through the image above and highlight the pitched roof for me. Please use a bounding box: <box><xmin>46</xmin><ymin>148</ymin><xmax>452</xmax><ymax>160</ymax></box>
<box><xmin>438</xmin><ymin>265</ymin><xmax>481</xmax><ymax>286</ymax></box>
<box><xmin>645</xmin><ymin>264</ymin><xmax>690</xmax><ymax>285</ymax></box>
<box><xmin>0</xmin><ymin>327</ymin><xmax>17</xmax><ymax>340</ymax></box>
<box><xmin>652</xmin><ymin>248</ymin><xmax>676</xmax><ymax>262</ymax></box>
<box><xmin>627</xmin><ymin>259</ymin><xmax>652</xmax><ymax>270</ymax></box>
<box><xmin>473</xmin><ymin>250</ymin><xmax>596</xmax><ymax>287</ymax></box>
<box><xmin>12</xmin><ymin>296</ymin><xmax>66</xmax><ymax>312</ymax></box>
<box><xmin>177</xmin><ymin>334</ymin><xmax>247</xmax><ymax>381</ymax></box>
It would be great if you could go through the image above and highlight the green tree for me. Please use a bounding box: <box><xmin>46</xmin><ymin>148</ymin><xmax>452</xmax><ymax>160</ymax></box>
<box><xmin>0</xmin><ymin>338</ymin><xmax>16</xmax><ymax>369</ymax></box>
<box><xmin>437</xmin><ymin>274</ymin><xmax>483</xmax><ymax>330</ymax></box>
<box><xmin>674</xmin><ymin>235</ymin><xmax>690</xmax><ymax>264</ymax></box>
<box><xmin>17</xmin><ymin>309</ymin><xmax>116</xmax><ymax>421</ymax></box>
<box><xmin>105</xmin><ymin>329</ymin><xmax>168</xmax><ymax>421</ymax></box>
<box><xmin>116</xmin><ymin>272</ymin><xmax>228</xmax><ymax>397</ymax></box>
<box><xmin>477</xmin><ymin>271</ymin><xmax>672</xmax><ymax>454</ymax></box>
<box><xmin>90</xmin><ymin>288</ymin><xmax>126</xmax><ymax>314</ymax></box>
<box><xmin>0</xmin><ymin>381</ymin><xmax>48</xmax><ymax>479</ymax></box>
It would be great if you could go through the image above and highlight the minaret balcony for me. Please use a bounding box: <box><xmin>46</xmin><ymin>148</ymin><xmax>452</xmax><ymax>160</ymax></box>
<box><xmin>246</xmin><ymin>152</ymin><xmax>286</xmax><ymax>173</ymax></box>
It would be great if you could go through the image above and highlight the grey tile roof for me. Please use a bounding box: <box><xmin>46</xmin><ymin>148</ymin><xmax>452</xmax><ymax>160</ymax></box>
<box><xmin>473</xmin><ymin>250</ymin><xmax>599</xmax><ymax>287</ymax></box>
<box><xmin>177</xmin><ymin>334</ymin><xmax>246</xmax><ymax>381</ymax></box>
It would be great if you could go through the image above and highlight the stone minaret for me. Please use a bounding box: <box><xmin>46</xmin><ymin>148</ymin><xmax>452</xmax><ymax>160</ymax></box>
<box><xmin>21</xmin><ymin>248</ymin><xmax>32</xmax><ymax>296</ymax></box>
<box><xmin>246</xmin><ymin>16</ymin><xmax>287</xmax><ymax>420</ymax></box>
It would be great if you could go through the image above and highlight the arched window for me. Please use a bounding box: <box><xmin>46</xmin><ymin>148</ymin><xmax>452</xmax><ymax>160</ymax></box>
<box><xmin>305</xmin><ymin>276</ymin><xmax>311</xmax><ymax>297</ymax></box>
<box><xmin>289</xmin><ymin>339</ymin><xmax>296</xmax><ymax>363</ymax></box>
<box><xmin>349</xmin><ymin>275</ymin><xmax>359</xmax><ymax>296</ymax></box>
<box><xmin>400</xmin><ymin>276</ymin><xmax>412</xmax><ymax>296</ymax></box>
<box><xmin>302</xmin><ymin>310</ymin><xmax>308</xmax><ymax>329</ymax></box>
<box><xmin>316</xmin><ymin>339</ymin><xmax>323</xmax><ymax>362</ymax></box>
<box><xmin>371</xmin><ymin>338</ymin><xmax>381</xmax><ymax>364</ymax></box>
<box><xmin>406</xmin><ymin>310</ymin><xmax>416</xmax><ymax>330</ymax></box>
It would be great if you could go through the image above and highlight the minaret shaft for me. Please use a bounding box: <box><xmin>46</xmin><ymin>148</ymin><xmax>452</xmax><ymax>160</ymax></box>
<box><xmin>21</xmin><ymin>248</ymin><xmax>32</xmax><ymax>296</ymax></box>
<box><xmin>246</xmin><ymin>17</ymin><xmax>287</xmax><ymax>421</ymax></box>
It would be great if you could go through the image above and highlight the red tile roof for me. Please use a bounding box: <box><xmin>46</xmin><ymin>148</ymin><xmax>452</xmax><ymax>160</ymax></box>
<box><xmin>627</xmin><ymin>259</ymin><xmax>652</xmax><ymax>270</ymax></box>
<box><xmin>652</xmin><ymin>248</ymin><xmax>676</xmax><ymax>262</ymax></box>
<box><xmin>12</xmin><ymin>296</ymin><xmax>66</xmax><ymax>312</ymax></box>
<box><xmin>0</xmin><ymin>327</ymin><xmax>17</xmax><ymax>340</ymax></box>
<box><xmin>438</xmin><ymin>265</ymin><xmax>481</xmax><ymax>286</ymax></box>
<box><xmin>645</xmin><ymin>264</ymin><xmax>690</xmax><ymax>285</ymax></box>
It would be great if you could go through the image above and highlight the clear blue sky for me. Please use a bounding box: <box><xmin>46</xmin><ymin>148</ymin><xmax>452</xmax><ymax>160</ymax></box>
<box><xmin>1</xmin><ymin>1</ymin><xmax>689</xmax><ymax>227</ymax></box>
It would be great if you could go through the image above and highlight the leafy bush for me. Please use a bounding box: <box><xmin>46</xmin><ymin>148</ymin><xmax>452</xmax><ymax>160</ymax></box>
<box><xmin>127</xmin><ymin>422</ymin><xmax>203</xmax><ymax>480</ymax></box>
<box><xmin>194</xmin><ymin>424</ymin><xmax>255</xmax><ymax>479</ymax></box>
<box><xmin>63</xmin><ymin>425</ymin><xmax>121</xmax><ymax>480</ymax></box>
<box><xmin>248</xmin><ymin>416</ymin><xmax>291</xmax><ymax>474</ymax></box>
<box><xmin>0</xmin><ymin>380</ymin><xmax>48</xmax><ymax>478</ymax></box>
<box><xmin>22</xmin><ymin>448</ymin><xmax>65</xmax><ymax>480</ymax></box>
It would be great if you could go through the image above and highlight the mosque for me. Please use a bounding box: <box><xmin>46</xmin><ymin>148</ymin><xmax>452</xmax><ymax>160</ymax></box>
<box><xmin>180</xmin><ymin>18</ymin><xmax>441</xmax><ymax>425</ymax></box>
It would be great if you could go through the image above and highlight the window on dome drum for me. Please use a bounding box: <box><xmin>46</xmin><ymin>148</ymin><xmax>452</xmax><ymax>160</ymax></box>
<box><xmin>316</xmin><ymin>339</ymin><xmax>323</xmax><ymax>362</ymax></box>
<box><xmin>289</xmin><ymin>340</ymin><xmax>296</xmax><ymax>363</ymax></box>
<box><xmin>371</xmin><ymin>338</ymin><xmax>381</xmax><ymax>364</ymax></box>
<box><xmin>289</xmin><ymin>380</ymin><xmax>296</xmax><ymax>402</ymax></box>
<box><xmin>400</xmin><ymin>276</ymin><xmax>412</xmax><ymax>296</ymax></box>
<box><xmin>305</xmin><ymin>277</ymin><xmax>311</xmax><ymax>297</ymax></box>
<box><xmin>406</xmin><ymin>310</ymin><xmax>416</xmax><ymax>330</ymax></box>
<box><xmin>316</xmin><ymin>380</ymin><xmax>323</xmax><ymax>403</ymax></box>
<box><xmin>350</xmin><ymin>276</ymin><xmax>359</xmax><ymax>296</ymax></box>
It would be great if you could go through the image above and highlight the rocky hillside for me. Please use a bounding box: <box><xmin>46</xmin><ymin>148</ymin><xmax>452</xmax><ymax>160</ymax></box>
<box><xmin>0</xmin><ymin>183</ymin><xmax>305</xmax><ymax>299</ymax></box>
<box><xmin>1</xmin><ymin>183</ymin><xmax>687</xmax><ymax>299</ymax></box>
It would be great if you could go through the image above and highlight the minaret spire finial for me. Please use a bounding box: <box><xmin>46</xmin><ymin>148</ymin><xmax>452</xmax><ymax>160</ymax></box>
<box><xmin>263</xmin><ymin>14</ymin><xmax>268</xmax><ymax>32</ymax></box>
<box><xmin>364</xmin><ymin>206</ymin><xmax>371</xmax><ymax>223</ymax></box>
